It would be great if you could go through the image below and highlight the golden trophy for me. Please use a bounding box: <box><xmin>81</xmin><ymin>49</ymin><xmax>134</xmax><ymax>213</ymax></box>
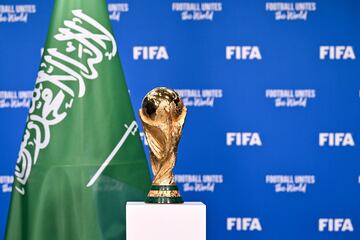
<box><xmin>139</xmin><ymin>87</ymin><xmax>186</xmax><ymax>204</ymax></box>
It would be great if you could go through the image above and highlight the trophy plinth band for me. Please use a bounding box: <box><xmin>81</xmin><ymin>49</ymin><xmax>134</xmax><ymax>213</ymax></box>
<box><xmin>146</xmin><ymin>185</ymin><xmax>183</xmax><ymax>203</ymax></box>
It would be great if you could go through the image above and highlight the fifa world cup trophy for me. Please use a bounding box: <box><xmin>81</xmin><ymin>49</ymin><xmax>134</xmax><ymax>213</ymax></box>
<box><xmin>139</xmin><ymin>87</ymin><xmax>186</xmax><ymax>203</ymax></box>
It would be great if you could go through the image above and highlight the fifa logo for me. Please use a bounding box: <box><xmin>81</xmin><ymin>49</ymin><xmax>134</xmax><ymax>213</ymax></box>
<box><xmin>319</xmin><ymin>133</ymin><xmax>355</xmax><ymax>147</ymax></box>
<box><xmin>133</xmin><ymin>46</ymin><xmax>169</xmax><ymax>60</ymax></box>
<box><xmin>227</xmin><ymin>218</ymin><xmax>262</xmax><ymax>231</ymax></box>
<box><xmin>226</xmin><ymin>46</ymin><xmax>262</xmax><ymax>60</ymax></box>
<box><xmin>319</xmin><ymin>218</ymin><xmax>354</xmax><ymax>232</ymax></box>
<box><xmin>320</xmin><ymin>46</ymin><xmax>355</xmax><ymax>60</ymax></box>
<box><xmin>226</xmin><ymin>132</ymin><xmax>262</xmax><ymax>146</ymax></box>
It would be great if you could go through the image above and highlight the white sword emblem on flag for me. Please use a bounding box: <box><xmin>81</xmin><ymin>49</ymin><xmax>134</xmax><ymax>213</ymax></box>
<box><xmin>86</xmin><ymin>120</ymin><xmax>138</xmax><ymax>187</ymax></box>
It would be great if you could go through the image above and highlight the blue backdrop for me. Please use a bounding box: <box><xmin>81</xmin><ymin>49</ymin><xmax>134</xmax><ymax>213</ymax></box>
<box><xmin>1</xmin><ymin>0</ymin><xmax>360</xmax><ymax>239</ymax></box>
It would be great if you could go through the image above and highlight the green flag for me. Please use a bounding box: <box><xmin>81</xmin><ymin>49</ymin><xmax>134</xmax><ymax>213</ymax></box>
<box><xmin>5</xmin><ymin>0</ymin><xmax>150</xmax><ymax>239</ymax></box>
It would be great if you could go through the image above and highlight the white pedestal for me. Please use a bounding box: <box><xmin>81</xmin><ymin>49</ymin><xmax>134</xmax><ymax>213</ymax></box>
<box><xmin>126</xmin><ymin>202</ymin><xmax>206</xmax><ymax>240</ymax></box>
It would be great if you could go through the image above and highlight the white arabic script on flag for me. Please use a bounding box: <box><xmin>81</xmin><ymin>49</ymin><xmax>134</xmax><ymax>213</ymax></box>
<box><xmin>15</xmin><ymin>10</ymin><xmax>117</xmax><ymax>195</ymax></box>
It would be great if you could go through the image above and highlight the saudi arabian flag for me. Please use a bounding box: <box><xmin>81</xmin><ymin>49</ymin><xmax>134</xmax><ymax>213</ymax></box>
<box><xmin>5</xmin><ymin>0</ymin><xmax>151</xmax><ymax>239</ymax></box>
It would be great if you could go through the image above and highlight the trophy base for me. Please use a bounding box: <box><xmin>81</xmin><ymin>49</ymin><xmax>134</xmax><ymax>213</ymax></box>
<box><xmin>145</xmin><ymin>185</ymin><xmax>184</xmax><ymax>204</ymax></box>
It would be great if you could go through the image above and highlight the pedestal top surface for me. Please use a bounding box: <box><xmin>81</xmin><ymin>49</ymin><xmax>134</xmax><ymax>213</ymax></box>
<box><xmin>127</xmin><ymin>201</ymin><xmax>205</xmax><ymax>206</ymax></box>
